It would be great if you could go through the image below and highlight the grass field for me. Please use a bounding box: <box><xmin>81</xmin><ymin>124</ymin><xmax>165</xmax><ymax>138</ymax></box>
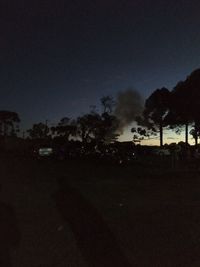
<box><xmin>1</xmin><ymin>156</ymin><xmax>200</xmax><ymax>266</ymax></box>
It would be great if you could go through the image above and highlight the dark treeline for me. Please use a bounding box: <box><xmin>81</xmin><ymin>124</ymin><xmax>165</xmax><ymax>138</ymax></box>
<box><xmin>133</xmin><ymin>68</ymin><xmax>200</xmax><ymax>147</ymax></box>
<box><xmin>2</xmin><ymin>68</ymin><xmax>200</xmax><ymax>148</ymax></box>
<box><xmin>27</xmin><ymin>95</ymin><xmax>120</xmax><ymax>145</ymax></box>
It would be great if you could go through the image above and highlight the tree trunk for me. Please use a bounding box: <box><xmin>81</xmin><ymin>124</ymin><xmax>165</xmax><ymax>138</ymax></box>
<box><xmin>185</xmin><ymin>122</ymin><xmax>188</xmax><ymax>145</ymax></box>
<box><xmin>195</xmin><ymin>135</ymin><xmax>198</xmax><ymax>147</ymax></box>
<box><xmin>195</xmin><ymin>136</ymin><xmax>198</xmax><ymax>147</ymax></box>
<box><xmin>194</xmin><ymin>122</ymin><xmax>198</xmax><ymax>147</ymax></box>
<box><xmin>160</xmin><ymin>123</ymin><xmax>163</xmax><ymax>147</ymax></box>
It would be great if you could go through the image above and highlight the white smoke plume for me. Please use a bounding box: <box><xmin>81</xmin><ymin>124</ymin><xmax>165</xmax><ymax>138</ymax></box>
<box><xmin>114</xmin><ymin>88</ymin><xmax>144</xmax><ymax>132</ymax></box>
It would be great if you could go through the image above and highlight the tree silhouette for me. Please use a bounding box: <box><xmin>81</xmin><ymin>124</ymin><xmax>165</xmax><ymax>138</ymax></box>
<box><xmin>185</xmin><ymin>69</ymin><xmax>200</xmax><ymax>146</ymax></box>
<box><xmin>170</xmin><ymin>69</ymin><xmax>200</xmax><ymax>146</ymax></box>
<box><xmin>142</xmin><ymin>88</ymin><xmax>171</xmax><ymax>147</ymax></box>
<box><xmin>131</xmin><ymin>125</ymin><xmax>157</xmax><ymax>143</ymax></box>
<box><xmin>100</xmin><ymin>96</ymin><xmax>115</xmax><ymax>114</ymax></box>
<box><xmin>76</xmin><ymin>97</ymin><xmax>119</xmax><ymax>144</ymax></box>
<box><xmin>51</xmin><ymin>117</ymin><xmax>76</xmax><ymax>141</ymax></box>
<box><xmin>100</xmin><ymin>96</ymin><xmax>119</xmax><ymax>142</ymax></box>
<box><xmin>167</xmin><ymin>80</ymin><xmax>192</xmax><ymax>144</ymax></box>
<box><xmin>27</xmin><ymin>122</ymin><xmax>49</xmax><ymax>139</ymax></box>
<box><xmin>76</xmin><ymin>113</ymin><xmax>102</xmax><ymax>144</ymax></box>
<box><xmin>97</xmin><ymin>112</ymin><xmax>119</xmax><ymax>143</ymax></box>
<box><xmin>0</xmin><ymin>111</ymin><xmax>20</xmax><ymax>137</ymax></box>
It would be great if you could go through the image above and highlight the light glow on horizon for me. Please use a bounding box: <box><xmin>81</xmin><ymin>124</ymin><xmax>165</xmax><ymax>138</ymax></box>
<box><xmin>119</xmin><ymin>126</ymin><xmax>196</xmax><ymax>146</ymax></box>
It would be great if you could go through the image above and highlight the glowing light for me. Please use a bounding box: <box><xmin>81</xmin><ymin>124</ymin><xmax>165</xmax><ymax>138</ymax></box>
<box><xmin>38</xmin><ymin>148</ymin><xmax>53</xmax><ymax>156</ymax></box>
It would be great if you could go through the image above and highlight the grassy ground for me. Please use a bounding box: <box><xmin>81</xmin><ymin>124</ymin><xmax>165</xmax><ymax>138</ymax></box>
<box><xmin>1</xmin><ymin>156</ymin><xmax>200</xmax><ymax>266</ymax></box>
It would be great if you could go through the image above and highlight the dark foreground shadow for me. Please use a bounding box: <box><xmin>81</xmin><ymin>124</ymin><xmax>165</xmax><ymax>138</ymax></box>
<box><xmin>0</xmin><ymin>188</ymin><xmax>20</xmax><ymax>267</ymax></box>
<box><xmin>54</xmin><ymin>177</ymin><xmax>131</xmax><ymax>267</ymax></box>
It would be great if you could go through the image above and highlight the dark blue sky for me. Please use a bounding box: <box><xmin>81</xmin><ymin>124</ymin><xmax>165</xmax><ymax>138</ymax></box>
<box><xmin>1</xmin><ymin>0</ymin><xmax>200</xmax><ymax>137</ymax></box>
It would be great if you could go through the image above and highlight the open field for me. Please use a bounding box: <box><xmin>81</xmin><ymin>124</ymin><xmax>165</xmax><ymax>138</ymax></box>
<box><xmin>1</xmin><ymin>156</ymin><xmax>200</xmax><ymax>266</ymax></box>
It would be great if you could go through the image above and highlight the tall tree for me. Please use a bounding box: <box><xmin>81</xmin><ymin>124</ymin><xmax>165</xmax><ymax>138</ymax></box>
<box><xmin>100</xmin><ymin>96</ymin><xmax>115</xmax><ymax>114</ymax></box>
<box><xmin>168</xmin><ymin>81</ymin><xmax>193</xmax><ymax>144</ymax></box>
<box><xmin>76</xmin><ymin>113</ymin><xmax>102</xmax><ymax>144</ymax></box>
<box><xmin>170</xmin><ymin>69</ymin><xmax>200</xmax><ymax>146</ymax></box>
<box><xmin>100</xmin><ymin>96</ymin><xmax>119</xmax><ymax>142</ymax></box>
<box><xmin>76</xmin><ymin>112</ymin><xmax>119</xmax><ymax>144</ymax></box>
<box><xmin>27</xmin><ymin>122</ymin><xmax>49</xmax><ymax>139</ymax></box>
<box><xmin>98</xmin><ymin>112</ymin><xmax>119</xmax><ymax>143</ymax></box>
<box><xmin>0</xmin><ymin>111</ymin><xmax>20</xmax><ymax>137</ymax></box>
<box><xmin>185</xmin><ymin>69</ymin><xmax>200</xmax><ymax>146</ymax></box>
<box><xmin>76</xmin><ymin>96</ymin><xmax>120</xmax><ymax>144</ymax></box>
<box><xmin>142</xmin><ymin>88</ymin><xmax>171</xmax><ymax>147</ymax></box>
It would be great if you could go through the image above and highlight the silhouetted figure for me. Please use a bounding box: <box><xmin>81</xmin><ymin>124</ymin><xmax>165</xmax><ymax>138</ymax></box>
<box><xmin>0</xmin><ymin>185</ymin><xmax>20</xmax><ymax>266</ymax></box>
<box><xmin>54</xmin><ymin>178</ymin><xmax>131</xmax><ymax>267</ymax></box>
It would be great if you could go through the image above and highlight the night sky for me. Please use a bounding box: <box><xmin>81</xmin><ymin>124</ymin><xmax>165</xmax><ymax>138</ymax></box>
<box><xmin>1</xmin><ymin>0</ymin><xmax>200</xmax><ymax>142</ymax></box>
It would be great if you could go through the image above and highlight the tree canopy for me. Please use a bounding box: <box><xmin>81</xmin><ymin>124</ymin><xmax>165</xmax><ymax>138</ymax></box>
<box><xmin>138</xmin><ymin>87</ymin><xmax>171</xmax><ymax>147</ymax></box>
<box><xmin>0</xmin><ymin>111</ymin><xmax>20</xmax><ymax>137</ymax></box>
<box><xmin>27</xmin><ymin>122</ymin><xmax>49</xmax><ymax>139</ymax></box>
